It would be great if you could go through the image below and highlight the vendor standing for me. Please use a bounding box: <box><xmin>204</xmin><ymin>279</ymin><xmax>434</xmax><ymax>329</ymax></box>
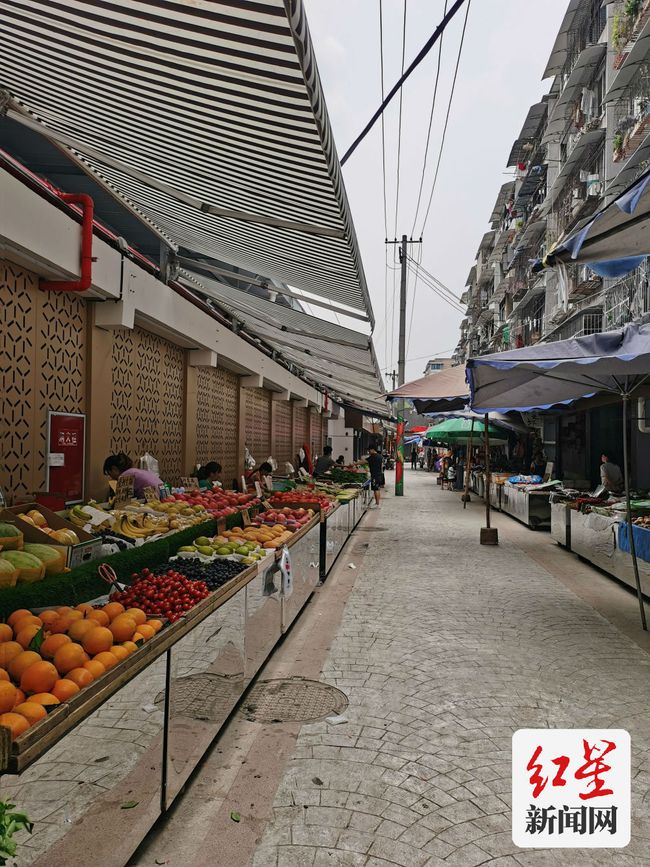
<box><xmin>103</xmin><ymin>454</ymin><xmax>163</xmax><ymax>499</ymax></box>
<box><xmin>600</xmin><ymin>452</ymin><xmax>624</xmax><ymax>494</ymax></box>
<box><xmin>196</xmin><ymin>461</ymin><xmax>222</xmax><ymax>489</ymax></box>
<box><xmin>314</xmin><ymin>446</ymin><xmax>335</xmax><ymax>478</ymax></box>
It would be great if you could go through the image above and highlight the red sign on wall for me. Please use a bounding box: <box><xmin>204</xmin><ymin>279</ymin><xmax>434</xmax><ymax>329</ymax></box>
<box><xmin>46</xmin><ymin>412</ymin><xmax>86</xmax><ymax>503</ymax></box>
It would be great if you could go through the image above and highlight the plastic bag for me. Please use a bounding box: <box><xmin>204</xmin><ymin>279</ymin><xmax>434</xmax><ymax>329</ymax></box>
<box><xmin>244</xmin><ymin>447</ymin><xmax>256</xmax><ymax>470</ymax></box>
<box><xmin>266</xmin><ymin>456</ymin><xmax>278</xmax><ymax>471</ymax></box>
<box><xmin>139</xmin><ymin>452</ymin><xmax>160</xmax><ymax>474</ymax></box>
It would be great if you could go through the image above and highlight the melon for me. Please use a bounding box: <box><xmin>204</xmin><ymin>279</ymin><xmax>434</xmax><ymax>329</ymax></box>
<box><xmin>0</xmin><ymin>559</ymin><xmax>19</xmax><ymax>589</ymax></box>
<box><xmin>0</xmin><ymin>551</ymin><xmax>46</xmax><ymax>583</ymax></box>
<box><xmin>23</xmin><ymin>544</ymin><xmax>66</xmax><ymax>575</ymax></box>
<box><xmin>0</xmin><ymin>523</ymin><xmax>24</xmax><ymax>551</ymax></box>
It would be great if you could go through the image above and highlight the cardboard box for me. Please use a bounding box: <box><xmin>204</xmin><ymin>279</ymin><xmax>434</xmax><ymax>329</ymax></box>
<box><xmin>1</xmin><ymin>504</ymin><xmax>102</xmax><ymax>569</ymax></box>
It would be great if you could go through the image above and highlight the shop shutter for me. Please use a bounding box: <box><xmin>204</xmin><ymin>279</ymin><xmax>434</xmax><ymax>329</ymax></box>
<box><xmin>110</xmin><ymin>326</ymin><xmax>184</xmax><ymax>484</ymax></box>
<box><xmin>195</xmin><ymin>366</ymin><xmax>239</xmax><ymax>482</ymax></box>
<box><xmin>0</xmin><ymin>259</ymin><xmax>86</xmax><ymax>502</ymax></box>
<box><xmin>294</xmin><ymin>406</ymin><xmax>308</xmax><ymax>451</ymax></box>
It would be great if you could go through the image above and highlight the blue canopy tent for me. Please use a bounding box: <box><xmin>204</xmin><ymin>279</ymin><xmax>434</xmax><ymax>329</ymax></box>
<box><xmin>532</xmin><ymin>167</ymin><xmax>650</xmax><ymax>278</ymax></box>
<box><xmin>467</xmin><ymin>322</ymin><xmax>650</xmax><ymax>629</ymax></box>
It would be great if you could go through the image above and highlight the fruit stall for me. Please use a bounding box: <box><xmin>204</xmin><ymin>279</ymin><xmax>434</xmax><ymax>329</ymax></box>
<box><xmin>0</xmin><ymin>482</ymin><xmax>368</xmax><ymax>866</ymax></box>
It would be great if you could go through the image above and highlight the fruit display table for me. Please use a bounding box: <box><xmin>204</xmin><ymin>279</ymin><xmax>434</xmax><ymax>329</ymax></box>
<box><xmin>0</xmin><ymin>488</ymin><xmax>370</xmax><ymax>866</ymax></box>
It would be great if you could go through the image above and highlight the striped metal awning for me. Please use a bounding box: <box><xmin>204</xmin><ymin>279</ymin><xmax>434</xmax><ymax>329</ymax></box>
<box><xmin>181</xmin><ymin>272</ymin><xmax>385</xmax><ymax>410</ymax></box>
<box><xmin>0</xmin><ymin>0</ymin><xmax>373</xmax><ymax>321</ymax></box>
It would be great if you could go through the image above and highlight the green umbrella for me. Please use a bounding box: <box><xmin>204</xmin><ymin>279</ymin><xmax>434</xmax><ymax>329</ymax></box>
<box><xmin>425</xmin><ymin>417</ymin><xmax>507</xmax><ymax>445</ymax></box>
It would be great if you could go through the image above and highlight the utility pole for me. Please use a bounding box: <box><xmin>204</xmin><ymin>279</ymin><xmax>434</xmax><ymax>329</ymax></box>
<box><xmin>386</xmin><ymin>235</ymin><xmax>422</xmax><ymax>497</ymax></box>
<box><xmin>398</xmin><ymin>234</ymin><xmax>408</xmax><ymax>388</ymax></box>
<box><xmin>389</xmin><ymin>370</ymin><xmax>397</xmax><ymax>390</ymax></box>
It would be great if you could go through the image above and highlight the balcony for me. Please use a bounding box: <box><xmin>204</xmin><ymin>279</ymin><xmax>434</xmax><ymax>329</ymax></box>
<box><xmin>602</xmin><ymin>260</ymin><xmax>650</xmax><ymax>329</ymax></box>
<box><xmin>544</xmin><ymin>306</ymin><xmax>603</xmax><ymax>342</ymax></box>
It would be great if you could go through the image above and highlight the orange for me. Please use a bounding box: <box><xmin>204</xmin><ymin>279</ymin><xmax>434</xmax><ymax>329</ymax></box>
<box><xmin>0</xmin><ymin>712</ymin><xmax>30</xmax><ymax>739</ymax></box>
<box><xmin>51</xmin><ymin>679</ymin><xmax>80</xmax><ymax>701</ymax></box>
<box><xmin>15</xmin><ymin>624</ymin><xmax>42</xmax><ymax>650</ymax></box>
<box><xmin>64</xmin><ymin>668</ymin><xmax>94</xmax><ymax>689</ymax></box>
<box><xmin>137</xmin><ymin>624</ymin><xmax>155</xmax><ymax>642</ymax></box>
<box><xmin>53</xmin><ymin>643</ymin><xmax>88</xmax><ymax>675</ymax></box>
<box><xmin>93</xmin><ymin>651</ymin><xmax>118</xmax><ymax>670</ymax></box>
<box><xmin>109</xmin><ymin>615</ymin><xmax>137</xmax><ymax>643</ymax></box>
<box><xmin>121</xmin><ymin>641</ymin><xmax>138</xmax><ymax>655</ymax></box>
<box><xmin>0</xmin><ymin>682</ymin><xmax>18</xmax><ymax>714</ymax></box>
<box><xmin>86</xmin><ymin>609</ymin><xmax>110</xmax><ymax>627</ymax></box>
<box><xmin>0</xmin><ymin>625</ymin><xmax>13</xmax><ymax>643</ymax></box>
<box><xmin>0</xmin><ymin>669</ymin><xmax>8</xmax><ymax>683</ymax></box>
<box><xmin>12</xmin><ymin>615</ymin><xmax>42</xmax><ymax>635</ymax></box>
<box><xmin>49</xmin><ymin>615</ymin><xmax>75</xmax><ymax>635</ymax></box>
<box><xmin>20</xmin><ymin>661</ymin><xmax>58</xmax><ymax>695</ymax></box>
<box><xmin>83</xmin><ymin>659</ymin><xmax>106</xmax><ymax>679</ymax></box>
<box><xmin>75</xmin><ymin>603</ymin><xmax>94</xmax><ymax>615</ymax></box>
<box><xmin>39</xmin><ymin>610</ymin><xmax>59</xmax><ymax>628</ymax></box>
<box><xmin>66</xmin><ymin>610</ymin><xmax>83</xmax><ymax>623</ymax></box>
<box><xmin>82</xmin><ymin>627</ymin><xmax>113</xmax><ymax>655</ymax></box>
<box><xmin>40</xmin><ymin>634</ymin><xmax>71</xmax><ymax>660</ymax></box>
<box><xmin>102</xmin><ymin>602</ymin><xmax>125</xmax><ymax>621</ymax></box>
<box><xmin>56</xmin><ymin>606</ymin><xmax>74</xmax><ymax>616</ymax></box>
<box><xmin>132</xmin><ymin>632</ymin><xmax>144</xmax><ymax>644</ymax></box>
<box><xmin>67</xmin><ymin>620</ymin><xmax>95</xmax><ymax>643</ymax></box>
<box><xmin>14</xmin><ymin>702</ymin><xmax>47</xmax><ymax>724</ymax></box>
<box><xmin>27</xmin><ymin>692</ymin><xmax>60</xmax><ymax>706</ymax></box>
<box><xmin>7</xmin><ymin>610</ymin><xmax>32</xmax><ymax>628</ymax></box>
<box><xmin>125</xmin><ymin>608</ymin><xmax>146</xmax><ymax>626</ymax></box>
<box><xmin>12</xmin><ymin>689</ymin><xmax>25</xmax><ymax>709</ymax></box>
<box><xmin>0</xmin><ymin>642</ymin><xmax>23</xmax><ymax>669</ymax></box>
<box><xmin>146</xmin><ymin>619</ymin><xmax>163</xmax><ymax>634</ymax></box>
<box><xmin>109</xmin><ymin>645</ymin><xmax>129</xmax><ymax>662</ymax></box>
<box><xmin>8</xmin><ymin>651</ymin><xmax>42</xmax><ymax>682</ymax></box>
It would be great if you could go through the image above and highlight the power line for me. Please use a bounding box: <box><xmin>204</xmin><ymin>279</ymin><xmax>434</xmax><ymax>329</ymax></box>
<box><xmin>393</xmin><ymin>0</ymin><xmax>407</xmax><ymax>238</ymax></box>
<box><xmin>406</xmin><ymin>243</ymin><xmax>423</xmax><ymax>354</ymax></box>
<box><xmin>340</xmin><ymin>0</ymin><xmax>469</xmax><ymax>166</ymax></box>
<box><xmin>410</xmin><ymin>0</ymin><xmax>448</xmax><ymax>237</ymax></box>
<box><xmin>406</xmin><ymin>261</ymin><xmax>464</xmax><ymax>313</ymax></box>
<box><xmin>406</xmin><ymin>260</ymin><xmax>463</xmax><ymax>309</ymax></box>
<box><xmin>408</xmin><ymin>255</ymin><xmax>461</xmax><ymax>301</ymax></box>
<box><xmin>379</xmin><ymin>0</ymin><xmax>388</xmax><ymax>241</ymax></box>
<box><xmin>419</xmin><ymin>0</ymin><xmax>472</xmax><ymax>237</ymax></box>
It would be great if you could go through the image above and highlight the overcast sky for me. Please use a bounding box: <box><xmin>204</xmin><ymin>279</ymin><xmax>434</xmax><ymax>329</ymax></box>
<box><xmin>303</xmin><ymin>0</ymin><xmax>568</xmax><ymax>383</ymax></box>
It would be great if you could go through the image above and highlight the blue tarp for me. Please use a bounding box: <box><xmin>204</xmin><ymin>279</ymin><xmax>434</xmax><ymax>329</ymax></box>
<box><xmin>532</xmin><ymin>167</ymin><xmax>650</xmax><ymax>275</ymax></box>
<box><xmin>618</xmin><ymin>522</ymin><xmax>650</xmax><ymax>564</ymax></box>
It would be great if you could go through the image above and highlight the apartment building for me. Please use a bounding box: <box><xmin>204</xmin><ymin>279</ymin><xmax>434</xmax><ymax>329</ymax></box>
<box><xmin>455</xmin><ymin>0</ymin><xmax>650</xmax><ymax>365</ymax></box>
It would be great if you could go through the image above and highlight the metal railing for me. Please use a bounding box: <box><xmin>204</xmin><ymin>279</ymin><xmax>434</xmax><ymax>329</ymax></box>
<box><xmin>603</xmin><ymin>260</ymin><xmax>650</xmax><ymax>328</ymax></box>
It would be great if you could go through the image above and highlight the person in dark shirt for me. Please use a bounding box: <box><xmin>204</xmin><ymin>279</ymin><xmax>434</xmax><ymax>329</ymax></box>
<box><xmin>314</xmin><ymin>446</ymin><xmax>335</xmax><ymax>477</ymax></box>
<box><xmin>367</xmin><ymin>446</ymin><xmax>383</xmax><ymax>507</ymax></box>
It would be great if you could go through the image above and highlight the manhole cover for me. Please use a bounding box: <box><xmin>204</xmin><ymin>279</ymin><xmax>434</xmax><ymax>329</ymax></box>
<box><xmin>155</xmin><ymin>673</ymin><xmax>242</xmax><ymax>721</ymax></box>
<box><xmin>243</xmin><ymin>678</ymin><xmax>348</xmax><ymax>723</ymax></box>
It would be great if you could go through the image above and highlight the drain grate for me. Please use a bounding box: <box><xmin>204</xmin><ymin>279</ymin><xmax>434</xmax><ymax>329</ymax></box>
<box><xmin>155</xmin><ymin>673</ymin><xmax>243</xmax><ymax>721</ymax></box>
<box><xmin>243</xmin><ymin>678</ymin><xmax>348</xmax><ymax>723</ymax></box>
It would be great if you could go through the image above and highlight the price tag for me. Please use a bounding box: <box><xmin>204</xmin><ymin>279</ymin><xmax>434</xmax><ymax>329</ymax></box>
<box><xmin>216</xmin><ymin>517</ymin><xmax>226</xmax><ymax>535</ymax></box>
<box><xmin>181</xmin><ymin>477</ymin><xmax>200</xmax><ymax>491</ymax></box>
<box><xmin>262</xmin><ymin>499</ymin><xmax>273</xmax><ymax>510</ymax></box>
<box><xmin>254</xmin><ymin>481</ymin><xmax>263</xmax><ymax>498</ymax></box>
<box><xmin>114</xmin><ymin>475</ymin><xmax>134</xmax><ymax>507</ymax></box>
<box><xmin>242</xmin><ymin>509</ymin><xmax>251</xmax><ymax>527</ymax></box>
<box><xmin>143</xmin><ymin>486</ymin><xmax>160</xmax><ymax>503</ymax></box>
<box><xmin>241</xmin><ymin>474</ymin><xmax>247</xmax><ymax>494</ymax></box>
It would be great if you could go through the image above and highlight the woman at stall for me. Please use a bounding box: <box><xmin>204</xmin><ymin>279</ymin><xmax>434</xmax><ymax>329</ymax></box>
<box><xmin>600</xmin><ymin>452</ymin><xmax>624</xmax><ymax>494</ymax></box>
<box><xmin>196</xmin><ymin>461</ymin><xmax>222</xmax><ymax>489</ymax></box>
<box><xmin>246</xmin><ymin>461</ymin><xmax>273</xmax><ymax>492</ymax></box>
<box><xmin>102</xmin><ymin>453</ymin><xmax>131</xmax><ymax>500</ymax></box>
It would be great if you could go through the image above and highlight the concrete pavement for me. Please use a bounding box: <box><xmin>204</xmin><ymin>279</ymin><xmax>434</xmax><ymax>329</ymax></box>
<box><xmin>134</xmin><ymin>470</ymin><xmax>650</xmax><ymax>866</ymax></box>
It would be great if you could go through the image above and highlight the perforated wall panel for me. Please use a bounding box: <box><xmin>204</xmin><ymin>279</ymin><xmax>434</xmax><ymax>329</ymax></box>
<box><xmin>0</xmin><ymin>260</ymin><xmax>86</xmax><ymax>502</ymax></box>
<box><xmin>195</xmin><ymin>366</ymin><xmax>239</xmax><ymax>482</ymax></box>
<box><xmin>273</xmin><ymin>400</ymin><xmax>293</xmax><ymax>467</ymax></box>
<box><xmin>244</xmin><ymin>387</ymin><xmax>271</xmax><ymax>464</ymax></box>
<box><xmin>110</xmin><ymin>326</ymin><xmax>184</xmax><ymax>483</ymax></box>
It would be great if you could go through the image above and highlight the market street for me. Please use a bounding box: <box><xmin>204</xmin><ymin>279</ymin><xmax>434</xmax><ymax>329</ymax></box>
<box><xmin>132</xmin><ymin>470</ymin><xmax>650</xmax><ymax>867</ymax></box>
